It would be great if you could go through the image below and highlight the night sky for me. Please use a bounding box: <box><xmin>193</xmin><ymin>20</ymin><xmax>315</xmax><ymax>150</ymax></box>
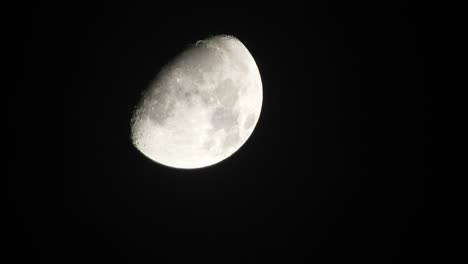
<box><xmin>10</xmin><ymin>3</ymin><xmax>456</xmax><ymax>263</ymax></box>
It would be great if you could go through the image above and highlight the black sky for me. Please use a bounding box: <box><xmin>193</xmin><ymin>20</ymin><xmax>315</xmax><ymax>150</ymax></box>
<box><xmin>9</xmin><ymin>2</ymin><xmax>457</xmax><ymax>263</ymax></box>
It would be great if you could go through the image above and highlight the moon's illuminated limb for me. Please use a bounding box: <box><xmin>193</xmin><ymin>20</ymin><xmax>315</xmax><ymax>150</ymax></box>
<box><xmin>131</xmin><ymin>35</ymin><xmax>262</xmax><ymax>169</ymax></box>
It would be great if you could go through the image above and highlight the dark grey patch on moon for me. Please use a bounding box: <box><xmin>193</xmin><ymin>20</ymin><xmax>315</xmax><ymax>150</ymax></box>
<box><xmin>222</xmin><ymin>131</ymin><xmax>241</xmax><ymax>150</ymax></box>
<box><xmin>145</xmin><ymin>84</ymin><xmax>178</xmax><ymax>126</ymax></box>
<box><xmin>203</xmin><ymin>139</ymin><xmax>215</xmax><ymax>150</ymax></box>
<box><xmin>211</xmin><ymin>107</ymin><xmax>239</xmax><ymax>131</ymax></box>
<box><xmin>209</xmin><ymin>78</ymin><xmax>242</xmax><ymax>132</ymax></box>
<box><xmin>141</xmin><ymin>41</ymin><xmax>228</xmax><ymax>127</ymax></box>
<box><xmin>176</xmin><ymin>85</ymin><xmax>201</xmax><ymax>108</ymax></box>
<box><xmin>214</xmin><ymin>78</ymin><xmax>239</xmax><ymax>108</ymax></box>
<box><xmin>178</xmin><ymin>43</ymin><xmax>224</xmax><ymax>84</ymax></box>
<box><xmin>199</xmin><ymin>90</ymin><xmax>214</xmax><ymax>106</ymax></box>
<box><xmin>244</xmin><ymin>113</ymin><xmax>256</xmax><ymax>130</ymax></box>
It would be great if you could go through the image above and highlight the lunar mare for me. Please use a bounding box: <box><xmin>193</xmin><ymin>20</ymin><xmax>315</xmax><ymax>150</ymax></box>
<box><xmin>131</xmin><ymin>35</ymin><xmax>262</xmax><ymax>169</ymax></box>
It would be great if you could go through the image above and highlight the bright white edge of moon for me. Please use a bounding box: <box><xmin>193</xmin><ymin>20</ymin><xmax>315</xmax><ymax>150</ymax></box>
<box><xmin>131</xmin><ymin>35</ymin><xmax>263</xmax><ymax>169</ymax></box>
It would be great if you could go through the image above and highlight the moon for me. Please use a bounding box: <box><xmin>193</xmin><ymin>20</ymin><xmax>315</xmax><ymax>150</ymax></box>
<box><xmin>130</xmin><ymin>35</ymin><xmax>262</xmax><ymax>169</ymax></box>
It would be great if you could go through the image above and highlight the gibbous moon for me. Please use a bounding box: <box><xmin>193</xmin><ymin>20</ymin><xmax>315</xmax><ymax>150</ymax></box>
<box><xmin>131</xmin><ymin>35</ymin><xmax>262</xmax><ymax>169</ymax></box>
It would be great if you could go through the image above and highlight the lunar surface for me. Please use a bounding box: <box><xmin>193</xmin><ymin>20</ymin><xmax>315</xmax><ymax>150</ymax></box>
<box><xmin>131</xmin><ymin>35</ymin><xmax>263</xmax><ymax>169</ymax></box>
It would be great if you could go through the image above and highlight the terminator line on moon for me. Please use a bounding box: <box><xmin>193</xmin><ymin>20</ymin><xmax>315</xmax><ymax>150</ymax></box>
<box><xmin>131</xmin><ymin>35</ymin><xmax>263</xmax><ymax>169</ymax></box>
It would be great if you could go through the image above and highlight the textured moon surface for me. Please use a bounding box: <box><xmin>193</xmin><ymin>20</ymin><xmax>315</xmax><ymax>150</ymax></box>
<box><xmin>131</xmin><ymin>35</ymin><xmax>262</xmax><ymax>169</ymax></box>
